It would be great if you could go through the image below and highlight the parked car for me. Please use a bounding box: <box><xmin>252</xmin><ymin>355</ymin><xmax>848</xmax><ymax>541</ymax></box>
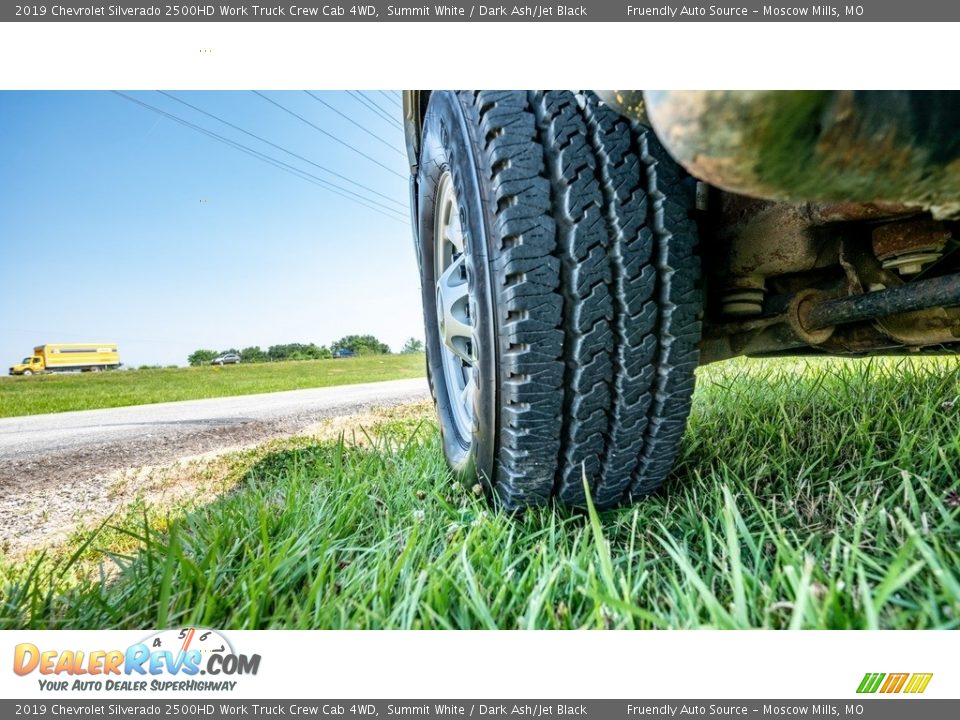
<box><xmin>210</xmin><ymin>353</ymin><xmax>240</xmax><ymax>365</ymax></box>
<box><xmin>332</xmin><ymin>349</ymin><xmax>357</xmax><ymax>358</ymax></box>
<box><xmin>402</xmin><ymin>90</ymin><xmax>960</xmax><ymax>509</ymax></box>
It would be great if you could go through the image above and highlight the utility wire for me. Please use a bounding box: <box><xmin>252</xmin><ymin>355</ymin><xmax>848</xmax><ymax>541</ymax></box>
<box><xmin>113</xmin><ymin>92</ymin><xmax>407</xmax><ymax>223</ymax></box>
<box><xmin>304</xmin><ymin>91</ymin><xmax>405</xmax><ymax>157</ymax></box>
<box><xmin>252</xmin><ymin>91</ymin><xmax>405</xmax><ymax>180</ymax></box>
<box><xmin>158</xmin><ymin>91</ymin><xmax>406</xmax><ymax>210</ymax></box>
<box><xmin>346</xmin><ymin>90</ymin><xmax>403</xmax><ymax>130</ymax></box>
<box><xmin>347</xmin><ymin>90</ymin><xmax>397</xmax><ymax>126</ymax></box>
<box><xmin>378</xmin><ymin>90</ymin><xmax>402</xmax><ymax>108</ymax></box>
<box><xmin>152</xmin><ymin>90</ymin><xmax>406</xmax><ymax>218</ymax></box>
<box><xmin>362</xmin><ymin>90</ymin><xmax>403</xmax><ymax>119</ymax></box>
<box><xmin>129</xmin><ymin>93</ymin><xmax>406</xmax><ymax>222</ymax></box>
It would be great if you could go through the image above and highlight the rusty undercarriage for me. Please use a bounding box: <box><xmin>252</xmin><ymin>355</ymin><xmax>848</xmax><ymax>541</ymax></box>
<box><xmin>599</xmin><ymin>90</ymin><xmax>960</xmax><ymax>364</ymax></box>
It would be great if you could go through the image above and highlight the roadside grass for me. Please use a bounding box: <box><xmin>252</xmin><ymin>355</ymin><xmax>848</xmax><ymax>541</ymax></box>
<box><xmin>1</xmin><ymin>357</ymin><xmax>958</xmax><ymax>629</ymax></box>
<box><xmin>0</xmin><ymin>354</ymin><xmax>425</xmax><ymax>418</ymax></box>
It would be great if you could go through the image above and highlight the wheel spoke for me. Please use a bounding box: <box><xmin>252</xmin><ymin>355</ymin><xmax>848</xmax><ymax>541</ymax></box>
<box><xmin>444</xmin><ymin>201</ymin><xmax>464</xmax><ymax>254</ymax></box>
<box><xmin>432</xmin><ymin>171</ymin><xmax>477</xmax><ymax>443</ymax></box>
<box><xmin>459</xmin><ymin>372</ymin><xmax>476</xmax><ymax>420</ymax></box>
<box><xmin>436</xmin><ymin>254</ymin><xmax>474</xmax><ymax>364</ymax></box>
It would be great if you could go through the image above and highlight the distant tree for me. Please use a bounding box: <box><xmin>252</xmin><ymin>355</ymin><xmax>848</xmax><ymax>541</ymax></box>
<box><xmin>240</xmin><ymin>346</ymin><xmax>269</xmax><ymax>363</ymax></box>
<box><xmin>401</xmin><ymin>337</ymin><xmax>424</xmax><ymax>353</ymax></box>
<box><xmin>291</xmin><ymin>343</ymin><xmax>325</xmax><ymax>361</ymax></box>
<box><xmin>188</xmin><ymin>349</ymin><xmax>218</xmax><ymax>366</ymax></box>
<box><xmin>266</xmin><ymin>344</ymin><xmax>289</xmax><ymax>362</ymax></box>
<box><xmin>331</xmin><ymin>334</ymin><xmax>390</xmax><ymax>355</ymax></box>
<box><xmin>191</xmin><ymin>343</ymin><xmax>334</xmax><ymax>365</ymax></box>
<box><xmin>268</xmin><ymin>342</ymin><xmax>328</xmax><ymax>361</ymax></box>
<box><xmin>268</xmin><ymin>344</ymin><xmax>296</xmax><ymax>361</ymax></box>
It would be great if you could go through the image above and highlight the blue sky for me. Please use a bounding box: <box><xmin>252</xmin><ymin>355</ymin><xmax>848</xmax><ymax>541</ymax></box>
<box><xmin>0</xmin><ymin>91</ymin><xmax>421</xmax><ymax>367</ymax></box>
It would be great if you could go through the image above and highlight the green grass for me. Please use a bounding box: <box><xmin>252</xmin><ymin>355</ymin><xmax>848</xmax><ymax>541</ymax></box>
<box><xmin>2</xmin><ymin>357</ymin><xmax>959</xmax><ymax>629</ymax></box>
<box><xmin>0</xmin><ymin>354</ymin><xmax>425</xmax><ymax>418</ymax></box>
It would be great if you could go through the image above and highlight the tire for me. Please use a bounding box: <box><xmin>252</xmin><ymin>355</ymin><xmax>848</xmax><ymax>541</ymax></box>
<box><xmin>415</xmin><ymin>91</ymin><xmax>702</xmax><ymax>510</ymax></box>
<box><xmin>22</xmin><ymin>370</ymin><xmax>32</xmax><ymax>376</ymax></box>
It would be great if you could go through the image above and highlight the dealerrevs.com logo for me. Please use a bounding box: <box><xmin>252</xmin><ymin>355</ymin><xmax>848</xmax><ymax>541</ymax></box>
<box><xmin>13</xmin><ymin>628</ymin><xmax>260</xmax><ymax>693</ymax></box>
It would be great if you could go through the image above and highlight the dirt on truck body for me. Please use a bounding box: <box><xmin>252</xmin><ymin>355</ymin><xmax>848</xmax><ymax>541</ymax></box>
<box><xmin>402</xmin><ymin>90</ymin><xmax>960</xmax><ymax>509</ymax></box>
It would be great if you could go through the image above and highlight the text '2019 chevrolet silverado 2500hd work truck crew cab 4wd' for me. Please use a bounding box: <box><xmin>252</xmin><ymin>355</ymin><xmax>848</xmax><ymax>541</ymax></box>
<box><xmin>403</xmin><ymin>90</ymin><xmax>960</xmax><ymax>510</ymax></box>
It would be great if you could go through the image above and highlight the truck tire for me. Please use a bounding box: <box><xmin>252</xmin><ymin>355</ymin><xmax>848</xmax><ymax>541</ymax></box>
<box><xmin>415</xmin><ymin>91</ymin><xmax>701</xmax><ymax>510</ymax></box>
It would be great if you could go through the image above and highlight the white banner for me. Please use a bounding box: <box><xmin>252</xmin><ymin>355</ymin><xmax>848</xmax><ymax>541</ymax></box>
<box><xmin>0</xmin><ymin>630</ymin><xmax>954</xmax><ymax>700</ymax></box>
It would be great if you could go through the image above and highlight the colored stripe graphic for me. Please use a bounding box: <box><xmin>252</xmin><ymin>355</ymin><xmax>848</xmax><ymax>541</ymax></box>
<box><xmin>880</xmin><ymin>673</ymin><xmax>909</xmax><ymax>693</ymax></box>
<box><xmin>857</xmin><ymin>673</ymin><xmax>885</xmax><ymax>694</ymax></box>
<box><xmin>904</xmin><ymin>674</ymin><xmax>934</xmax><ymax>694</ymax></box>
<box><xmin>857</xmin><ymin>672</ymin><xmax>932</xmax><ymax>694</ymax></box>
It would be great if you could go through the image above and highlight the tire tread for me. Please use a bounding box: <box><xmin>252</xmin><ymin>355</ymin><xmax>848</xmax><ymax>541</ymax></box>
<box><xmin>457</xmin><ymin>90</ymin><xmax>700</xmax><ymax>509</ymax></box>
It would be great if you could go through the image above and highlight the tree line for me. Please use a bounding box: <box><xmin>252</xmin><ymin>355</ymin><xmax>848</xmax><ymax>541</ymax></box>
<box><xmin>187</xmin><ymin>335</ymin><xmax>423</xmax><ymax>366</ymax></box>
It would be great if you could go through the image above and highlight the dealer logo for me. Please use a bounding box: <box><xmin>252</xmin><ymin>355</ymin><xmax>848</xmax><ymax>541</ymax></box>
<box><xmin>856</xmin><ymin>672</ymin><xmax>933</xmax><ymax>694</ymax></box>
<box><xmin>13</xmin><ymin>627</ymin><xmax>260</xmax><ymax>692</ymax></box>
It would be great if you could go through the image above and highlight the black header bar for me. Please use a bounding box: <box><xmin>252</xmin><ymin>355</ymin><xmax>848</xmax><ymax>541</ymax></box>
<box><xmin>4</xmin><ymin>1</ymin><xmax>959</xmax><ymax>23</ymax></box>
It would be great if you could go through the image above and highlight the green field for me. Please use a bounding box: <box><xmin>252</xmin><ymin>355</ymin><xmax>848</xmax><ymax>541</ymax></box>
<box><xmin>2</xmin><ymin>357</ymin><xmax>958</xmax><ymax>629</ymax></box>
<box><xmin>0</xmin><ymin>355</ymin><xmax>426</xmax><ymax>418</ymax></box>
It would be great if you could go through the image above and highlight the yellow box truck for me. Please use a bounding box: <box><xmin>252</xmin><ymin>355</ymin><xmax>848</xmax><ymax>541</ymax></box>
<box><xmin>9</xmin><ymin>344</ymin><xmax>120</xmax><ymax>375</ymax></box>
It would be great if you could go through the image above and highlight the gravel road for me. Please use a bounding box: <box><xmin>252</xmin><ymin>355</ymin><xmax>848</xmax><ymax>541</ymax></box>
<box><xmin>0</xmin><ymin>378</ymin><xmax>430</xmax><ymax>488</ymax></box>
<box><xmin>0</xmin><ymin>378</ymin><xmax>431</xmax><ymax>555</ymax></box>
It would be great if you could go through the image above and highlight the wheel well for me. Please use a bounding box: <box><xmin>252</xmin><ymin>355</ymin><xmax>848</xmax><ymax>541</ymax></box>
<box><xmin>402</xmin><ymin>90</ymin><xmax>432</xmax><ymax>171</ymax></box>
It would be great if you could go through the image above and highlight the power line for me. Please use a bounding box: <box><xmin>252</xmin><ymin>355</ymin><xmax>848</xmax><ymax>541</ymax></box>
<box><xmin>148</xmin><ymin>92</ymin><xmax>406</xmax><ymax>219</ymax></box>
<box><xmin>378</xmin><ymin>90</ymin><xmax>402</xmax><ymax>108</ymax></box>
<box><xmin>358</xmin><ymin>91</ymin><xmax>403</xmax><ymax>127</ymax></box>
<box><xmin>132</xmin><ymin>94</ymin><xmax>406</xmax><ymax>223</ymax></box>
<box><xmin>362</xmin><ymin>90</ymin><xmax>402</xmax><ymax>119</ymax></box>
<box><xmin>346</xmin><ymin>90</ymin><xmax>403</xmax><ymax>130</ymax></box>
<box><xmin>113</xmin><ymin>92</ymin><xmax>407</xmax><ymax>223</ymax></box>
<box><xmin>252</xmin><ymin>91</ymin><xmax>406</xmax><ymax>180</ymax></box>
<box><xmin>157</xmin><ymin>91</ymin><xmax>406</xmax><ymax>210</ymax></box>
<box><xmin>304</xmin><ymin>91</ymin><xmax>405</xmax><ymax>157</ymax></box>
